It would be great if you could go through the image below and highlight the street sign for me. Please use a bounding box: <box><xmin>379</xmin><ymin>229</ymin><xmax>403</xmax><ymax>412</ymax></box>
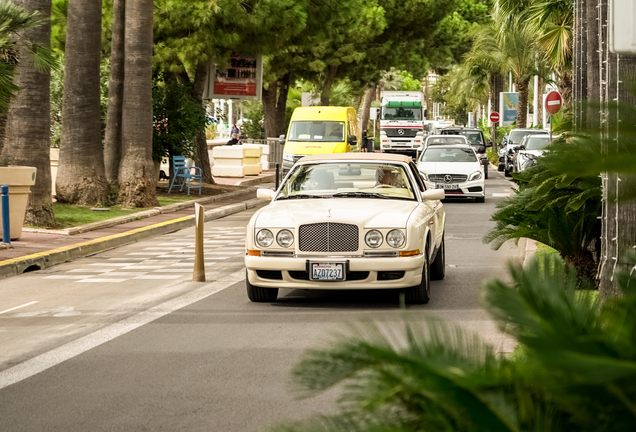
<box><xmin>489</xmin><ymin>112</ymin><xmax>500</xmax><ymax>123</ymax></box>
<box><xmin>545</xmin><ymin>91</ymin><xmax>563</xmax><ymax>115</ymax></box>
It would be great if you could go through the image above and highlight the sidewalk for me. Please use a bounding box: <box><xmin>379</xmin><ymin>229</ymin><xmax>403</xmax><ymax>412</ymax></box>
<box><xmin>0</xmin><ymin>186</ymin><xmax>269</xmax><ymax>279</ymax></box>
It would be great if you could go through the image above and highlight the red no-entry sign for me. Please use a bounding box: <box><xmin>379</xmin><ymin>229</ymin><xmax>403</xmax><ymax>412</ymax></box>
<box><xmin>545</xmin><ymin>91</ymin><xmax>563</xmax><ymax>115</ymax></box>
<box><xmin>489</xmin><ymin>112</ymin><xmax>500</xmax><ymax>123</ymax></box>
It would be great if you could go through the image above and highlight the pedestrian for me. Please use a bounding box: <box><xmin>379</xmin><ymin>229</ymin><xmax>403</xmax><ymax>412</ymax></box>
<box><xmin>226</xmin><ymin>133</ymin><xmax>239</xmax><ymax>146</ymax></box>
<box><xmin>361</xmin><ymin>130</ymin><xmax>368</xmax><ymax>152</ymax></box>
<box><xmin>231</xmin><ymin>124</ymin><xmax>240</xmax><ymax>136</ymax></box>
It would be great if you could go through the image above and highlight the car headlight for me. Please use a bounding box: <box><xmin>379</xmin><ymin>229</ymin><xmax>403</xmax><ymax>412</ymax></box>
<box><xmin>276</xmin><ymin>229</ymin><xmax>294</xmax><ymax>248</ymax></box>
<box><xmin>365</xmin><ymin>230</ymin><xmax>383</xmax><ymax>248</ymax></box>
<box><xmin>419</xmin><ymin>171</ymin><xmax>428</xmax><ymax>181</ymax></box>
<box><xmin>256</xmin><ymin>229</ymin><xmax>274</xmax><ymax>247</ymax></box>
<box><xmin>386</xmin><ymin>229</ymin><xmax>405</xmax><ymax>248</ymax></box>
<box><xmin>283</xmin><ymin>152</ymin><xmax>294</xmax><ymax>162</ymax></box>
<box><xmin>468</xmin><ymin>170</ymin><xmax>482</xmax><ymax>181</ymax></box>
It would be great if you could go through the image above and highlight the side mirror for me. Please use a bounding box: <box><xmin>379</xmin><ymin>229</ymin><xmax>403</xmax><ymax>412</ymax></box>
<box><xmin>477</xmin><ymin>146</ymin><xmax>486</xmax><ymax>154</ymax></box>
<box><xmin>519</xmin><ymin>145</ymin><xmax>526</xmax><ymax>150</ymax></box>
<box><xmin>508</xmin><ymin>148</ymin><xmax>514</xmax><ymax>154</ymax></box>
<box><xmin>278</xmin><ymin>134</ymin><xmax>285</xmax><ymax>144</ymax></box>
<box><xmin>257</xmin><ymin>189</ymin><xmax>276</xmax><ymax>201</ymax></box>
<box><xmin>348</xmin><ymin>135</ymin><xmax>358</xmax><ymax>145</ymax></box>
<box><xmin>421</xmin><ymin>189</ymin><xmax>445</xmax><ymax>200</ymax></box>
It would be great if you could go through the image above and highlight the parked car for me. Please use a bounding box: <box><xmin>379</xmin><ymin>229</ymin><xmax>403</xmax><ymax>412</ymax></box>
<box><xmin>424</xmin><ymin>134</ymin><xmax>468</xmax><ymax>148</ymax></box>
<box><xmin>513</xmin><ymin>134</ymin><xmax>557</xmax><ymax>173</ymax></box>
<box><xmin>246</xmin><ymin>153</ymin><xmax>446</xmax><ymax>304</ymax></box>
<box><xmin>498</xmin><ymin>128</ymin><xmax>549</xmax><ymax>175</ymax></box>
<box><xmin>418</xmin><ymin>144</ymin><xmax>485</xmax><ymax>202</ymax></box>
<box><xmin>440</xmin><ymin>127</ymin><xmax>490</xmax><ymax>179</ymax></box>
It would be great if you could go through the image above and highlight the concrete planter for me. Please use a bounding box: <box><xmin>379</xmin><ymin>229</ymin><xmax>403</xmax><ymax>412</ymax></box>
<box><xmin>0</xmin><ymin>166</ymin><xmax>38</xmax><ymax>240</ymax></box>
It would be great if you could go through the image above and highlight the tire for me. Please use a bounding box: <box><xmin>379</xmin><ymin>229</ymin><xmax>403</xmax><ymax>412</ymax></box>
<box><xmin>504</xmin><ymin>168</ymin><xmax>511</xmax><ymax>177</ymax></box>
<box><xmin>246</xmin><ymin>271</ymin><xmax>278</xmax><ymax>302</ymax></box>
<box><xmin>497</xmin><ymin>163</ymin><xmax>504</xmax><ymax>172</ymax></box>
<box><xmin>404</xmin><ymin>249</ymin><xmax>430</xmax><ymax>304</ymax></box>
<box><xmin>476</xmin><ymin>195</ymin><xmax>485</xmax><ymax>203</ymax></box>
<box><xmin>430</xmin><ymin>236</ymin><xmax>445</xmax><ymax>280</ymax></box>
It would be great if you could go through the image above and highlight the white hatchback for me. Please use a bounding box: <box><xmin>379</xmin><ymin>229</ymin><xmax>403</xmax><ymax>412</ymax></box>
<box><xmin>417</xmin><ymin>144</ymin><xmax>485</xmax><ymax>202</ymax></box>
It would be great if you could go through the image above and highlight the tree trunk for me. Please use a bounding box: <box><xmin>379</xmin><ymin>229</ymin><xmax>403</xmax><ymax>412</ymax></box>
<box><xmin>537</xmin><ymin>76</ymin><xmax>544</xmax><ymax>128</ymax></box>
<box><xmin>117</xmin><ymin>0</ymin><xmax>158</xmax><ymax>208</ymax></box>
<box><xmin>585</xmin><ymin>0</ymin><xmax>600</xmax><ymax>131</ymax></box>
<box><xmin>191</xmin><ymin>62</ymin><xmax>213</xmax><ymax>184</ymax></box>
<box><xmin>56</xmin><ymin>0</ymin><xmax>108</xmax><ymax>205</ymax></box>
<box><xmin>262</xmin><ymin>80</ymin><xmax>278</xmax><ymax>138</ymax></box>
<box><xmin>490</xmin><ymin>74</ymin><xmax>504</xmax><ymax>153</ymax></box>
<box><xmin>515</xmin><ymin>78</ymin><xmax>529</xmax><ymax>128</ymax></box>
<box><xmin>360</xmin><ymin>85</ymin><xmax>375</xmax><ymax>138</ymax></box>
<box><xmin>320</xmin><ymin>65</ymin><xmax>338</xmax><ymax>106</ymax></box>
<box><xmin>0</xmin><ymin>113</ymin><xmax>7</xmax><ymax>155</ymax></box>
<box><xmin>0</xmin><ymin>0</ymin><xmax>54</xmax><ymax>227</ymax></box>
<box><xmin>104</xmin><ymin>0</ymin><xmax>125</xmax><ymax>185</ymax></box>
<box><xmin>275</xmin><ymin>73</ymin><xmax>291</xmax><ymax>136</ymax></box>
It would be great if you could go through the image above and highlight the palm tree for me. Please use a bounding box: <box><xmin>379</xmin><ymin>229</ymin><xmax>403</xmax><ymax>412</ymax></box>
<box><xmin>117</xmin><ymin>0</ymin><xmax>159</xmax><ymax>208</ymax></box>
<box><xmin>55</xmin><ymin>0</ymin><xmax>108</xmax><ymax>205</ymax></box>
<box><xmin>104</xmin><ymin>0</ymin><xmax>125</xmax><ymax>185</ymax></box>
<box><xmin>0</xmin><ymin>0</ymin><xmax>57</xmax><ymax>227</ymax></box>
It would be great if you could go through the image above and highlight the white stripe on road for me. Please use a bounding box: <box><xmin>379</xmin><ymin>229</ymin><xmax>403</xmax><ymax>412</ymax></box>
<box><xmin>0</xmin><ymin>301</ymin><xmax>39</xmax><ymax>315</ymax></box>
<box><xmin>0</xmin><ymin>270</ymin><xmax>245</xmax><ymax>390</ymax></box>
<box><xmin>492</xmin><ymin>193</ymin><xmax>512</xmax><ymax>197</ymax></box>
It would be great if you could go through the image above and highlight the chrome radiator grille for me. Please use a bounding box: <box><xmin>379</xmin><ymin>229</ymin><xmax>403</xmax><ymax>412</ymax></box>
<box><xmin>428</xmin><ymin>174</ymin><xmax>468</xmax><ymax>183</ymax></box>
<box><xmin>298</xmin><ymin>223</ymin><xmax>359</xmax><ymax>253</ymax></box>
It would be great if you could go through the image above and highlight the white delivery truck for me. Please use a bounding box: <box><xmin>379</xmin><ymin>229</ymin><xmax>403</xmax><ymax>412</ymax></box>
<box><xmin>379</xmin><ymin>91</ymin><xmax>425</xmax><ymax>158</ymax></box>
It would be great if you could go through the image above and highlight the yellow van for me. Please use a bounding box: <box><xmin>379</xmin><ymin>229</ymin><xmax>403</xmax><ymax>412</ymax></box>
<box><xmin>281</xmin><ymin>106</ymin><xmax>359</xmax><ymax>173</ymax></box>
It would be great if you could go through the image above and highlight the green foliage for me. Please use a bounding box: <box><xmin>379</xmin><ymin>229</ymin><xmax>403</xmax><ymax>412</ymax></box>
<box><xmin>242</xmin><ymin>101</ymin><xmax>265</xmax><ymax>140</ymax></box>
<box><xmin>0</xmin><ymin>1</ymin><xmax>57</xmax><ymax>113</ymax></box>
<box><xmin>484</xmin><ymin>139</ymin><xmax>602</xmax><ymax>282</ymax></box>
<box><xmin>152</xmin><ymin>73</ymin><xmax>206</xmax><ymax>162</ymax></box>
<box><xmin>51</xmin><ymin>0</ymin><xmax>114</xmax><ymax>57</ymax></box>
<box><xmin>270</xmin><ymin>253</ymin><xmax>636</xmax><ymax>432</ymax></box>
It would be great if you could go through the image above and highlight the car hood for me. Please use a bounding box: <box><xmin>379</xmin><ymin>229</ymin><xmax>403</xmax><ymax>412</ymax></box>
<box><xmin>519</xmin><ymin>149</ymin><xmax>545</xmax><ymax>157</ymax></box>
<box><xmin>255</xmin><ymin>198</ymin><xmax>418</xmax><ymax>229</ymax></box>
<box><xmin>417</xmin><ymin>161</ymin><xmax>481</xmax><ymax>175</ymax></box>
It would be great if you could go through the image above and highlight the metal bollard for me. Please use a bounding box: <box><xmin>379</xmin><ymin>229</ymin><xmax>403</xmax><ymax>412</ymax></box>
<box><xmin>192</xmin><ymin>203</ymin><xmax>205</xmax><ymax>282</ymax></box>
<box><xmin>275</xmin><ymin>163</ymin><xmax>280</xmax><ymax>189</ymax></box>
<box><xmin>1</xmin><ymin>185</ymin><xmax>9</xmax><ymax>245</ymax></box>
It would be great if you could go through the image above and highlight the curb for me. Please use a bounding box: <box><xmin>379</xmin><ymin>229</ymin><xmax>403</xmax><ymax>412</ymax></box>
<box><xmin>23</xmin><ymin>188</ymin><xmax>255</xmax><ymax>236</ymax></box>
<box><xmin>0</xmin><ymin>198</ymin><xmax>266</xmax><ymax>279</ymax></box>
<box><xmin>235</xmin><ymin>174</ymin><xmax>276</xmax><ymax>187</ymax></box>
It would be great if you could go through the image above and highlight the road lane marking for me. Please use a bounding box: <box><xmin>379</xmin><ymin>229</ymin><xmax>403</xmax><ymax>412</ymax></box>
<box><xmin>0</xmin><ymin>301</ymin><xmax>39</xmax><ymax>315</ymax></box>
<box><xmin>0</xmin><ymin>269</ymin><xmax>245</xmax><ymax>390</ymax></box>
<box><xmin>78</xmin><ymin>278</ymin><xmax>128</xmax><ymax>283</ymax></box>
<box><xmin>492</xmin><ymin>193</ymin><xmax>512</xmax><ymax>197</ymax></box>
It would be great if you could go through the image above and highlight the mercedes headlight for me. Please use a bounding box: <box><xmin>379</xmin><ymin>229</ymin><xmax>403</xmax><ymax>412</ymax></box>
<box><xmin>276</xmin><ymin>229</ymin><xmax>294</xmax><ymax>248</ymax></box>
<box><xmin>468</xmin><ymin>170</ymin><xmax>482</xmax><ymax>181</ymax></box>
<box><xmin>256</xmin><ymin>229</ymin><xmax>274</xmax><ymax>248</ymax></box>
<box><xmin>365</xmin><ymin>230</ymin><xmax>383</xmax><ymax>248</ymax></box>
<box><xmin>283</xmin><ymin>152</ymin><xmax>294</xmax><ymax>162</ymax></box>
<box><xmin>386</xmin><ymin>229</ymin><xmax>405</xmax><ymax>248</ymax></box>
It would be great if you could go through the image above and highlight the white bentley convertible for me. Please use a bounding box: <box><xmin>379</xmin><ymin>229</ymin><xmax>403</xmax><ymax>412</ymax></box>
<box><xmin>245</xmin><ymin>153</ymin><xmax>446</xmax><ymax>304</ymax></box>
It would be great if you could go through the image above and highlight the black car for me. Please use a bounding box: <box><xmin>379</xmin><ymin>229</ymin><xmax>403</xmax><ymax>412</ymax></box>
<box><xmin>440</xmin><ymin>127</ymin><xmax>490</xmax><ymax>179</ymax></box>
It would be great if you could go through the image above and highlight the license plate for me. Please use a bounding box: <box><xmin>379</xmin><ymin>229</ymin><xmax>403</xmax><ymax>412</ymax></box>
<box><xmin>310</xmin><ymin>262</ymin><xmax>345</xmax><ymax>281</ymax></box>
<box><xmin>436</xmin><ymin>184</ymin><xmax>458</xmax><ymax>190</ymax></box>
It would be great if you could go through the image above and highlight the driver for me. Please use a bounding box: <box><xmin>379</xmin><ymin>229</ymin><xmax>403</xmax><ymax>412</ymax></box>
<box><xmin>376</xmin><ymin>167</ymin><xmax>396</xmax><ymax>186</ymax></box>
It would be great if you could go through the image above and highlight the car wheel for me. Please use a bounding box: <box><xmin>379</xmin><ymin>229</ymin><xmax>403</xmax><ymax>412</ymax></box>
<box><xmin>404</xmin><ymin>248</ymin><xmax>430</xmax><ymax>304</ymax></box>
<box><xmin>476</xmin><ymin>195</ymin><xmax>485</xmax><ymax>203</ymax></box>
<box><xmin>246</xmin><ymin>271</ymin><xmax>278</xmax><ymax>302</ymax></box>
<box><xmin>430</xmin><ymin>236</ymin><xmax>445</xmax><ymax>281</ymax></box>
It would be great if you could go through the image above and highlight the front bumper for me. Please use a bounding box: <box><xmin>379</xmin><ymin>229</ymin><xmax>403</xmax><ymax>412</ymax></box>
<box><xmin>423</xmin><ymin>179</ymin><xmax>485</xmax><ymax>198</ymax></box>
<box><xmin>245</xmin><ymin>254</ymin><xmax>425</xmax><ymax>290</ymax></box>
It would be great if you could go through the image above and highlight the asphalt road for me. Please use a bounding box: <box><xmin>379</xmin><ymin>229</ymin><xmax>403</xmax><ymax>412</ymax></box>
<box><xmin>0</xmin><ymin>169</ymin><xmax>523</xmax><ymax>431</ymax></box>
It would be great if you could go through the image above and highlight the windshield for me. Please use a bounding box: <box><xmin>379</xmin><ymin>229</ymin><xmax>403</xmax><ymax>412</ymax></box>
<box><xmin>381</xmin><ymin>107</ymin><xmax>422</xmax><ymax>120</ymax></box>
<box><xmin>278</xmin><ymin>163</ymin><xmax>416</xmax><ymax>201</ymax></box>
<box><xmin>420</xmin><ymin>147</ymin><xmax>478</xmax><ymax>163</ymax></box>
<box><xmin>509</xmin><ymin>129</ymin><xmax>548</xmax><ymax>144</ymax></box>
<box><xmin>526</xmin><ymin>136</ymin><xmax>551</xmax><ymax>150</ymax></box>
<box><xmin>440</xmin><ymin>130</ymin><xmax>483</xmax><ymax>145</ymax></box>
<box><xmin>288</xmin><ymin>121</ymin><xmax>345</xmax><ymax>142</ymax></box>
<box><xmin>426</xmin><ymin>136</ymin><xmax>466</xmax><ymax>145</ymax></box>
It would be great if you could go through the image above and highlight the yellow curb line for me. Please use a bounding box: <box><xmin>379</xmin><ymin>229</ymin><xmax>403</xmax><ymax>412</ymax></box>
<box><xmin>0</xmin><ymin>215</ymin><xmax>194</xmax><ymax>268</ymax></box>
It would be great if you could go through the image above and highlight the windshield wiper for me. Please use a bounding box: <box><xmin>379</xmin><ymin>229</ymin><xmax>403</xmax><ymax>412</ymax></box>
<box><xmin>277</xmin><ymin>194</ymin><xmax>330</xmax><ymax>200</ymax></box>
<box><xmin>332</xmin><ymin>191</ymin><xmax>390</xmax><ymax>199</ymax></box>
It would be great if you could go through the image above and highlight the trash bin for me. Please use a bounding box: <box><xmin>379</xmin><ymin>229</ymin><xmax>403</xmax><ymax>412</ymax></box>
<box><xmin>0</xmin><ymin>166</ymin><xmax>37</xmax><ymax>240</ymax></box>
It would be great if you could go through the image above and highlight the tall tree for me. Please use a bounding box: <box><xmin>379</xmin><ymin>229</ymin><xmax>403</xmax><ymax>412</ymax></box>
<box><xmin>117</xmin><ymin>0</ymin><xmax>158</xmax><ymax>207</ymax></box>
<box><xmin>1</xmin><ymin>0</ymin><xmax>55</xmax><ymax>227</ymax></box>
<box><xmin>104</xmin><ymin>0</ymin><xmax>124</xmax><ymax>185</ymax></box>
<box><xmin>55</xmin><ymin>0</ymin><xmax>108</xmax><ymax>205</ymax></box>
